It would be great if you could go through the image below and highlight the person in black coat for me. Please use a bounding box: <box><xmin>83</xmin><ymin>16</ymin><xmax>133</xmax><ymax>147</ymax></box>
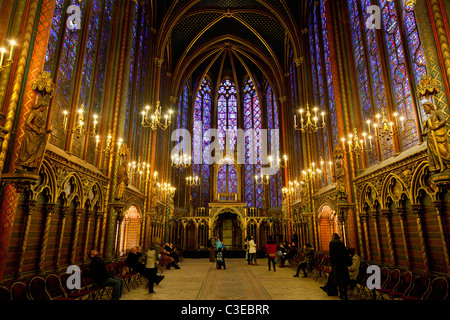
<box><xmin>328</xmin><ymin>233</ymin><xmax>350</xmax><ymax>299</ymax></box>
<box><xmin>89</xmin><ymin>250</ymin><xmax>124</xmax><ymax>300</ymax></box>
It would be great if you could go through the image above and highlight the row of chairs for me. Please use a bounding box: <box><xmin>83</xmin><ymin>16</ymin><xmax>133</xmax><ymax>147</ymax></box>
<box><xmin>349</xmin><ymin>262</ymin><xmax>449</xmax><ymax>300</ymax></box>
<box><xmin>0</xmin><ymin>258</ymin><xmax>143</xmax><ymax>301</ymax></box>
<box><xmin>288</xmin><ymin>253</ymin><xmax>449</xmax><ymax>301</ymax></box>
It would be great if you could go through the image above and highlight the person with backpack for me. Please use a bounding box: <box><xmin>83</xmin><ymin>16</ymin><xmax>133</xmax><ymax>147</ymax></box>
<box><xmin>216</xmin><ymin>247</ymin><xmax>226</xmax><ymax>269</ymax></box>
<box><xmin>265</xmin><ymin>236</ymin><xmax>277</xmax><ymax>272</ymax></box>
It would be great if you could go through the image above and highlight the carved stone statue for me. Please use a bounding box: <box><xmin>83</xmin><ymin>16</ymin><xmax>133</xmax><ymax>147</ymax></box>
<box><xmin>115</xmin><ymin>144</ymin><xmax>129</xmax><ymax>200</ymax></box>
<box><xmin>335</xmin><ymin>158</ymin><xmax>347</xmax><ymax>198</ymax></box>
<box><xmin>17</xmin><ymin>96</ymin><xmax>51</xmax><ymax>173</ymax></box>
<box><xmin>421</xmin><ymin>102</ymin><xmax>450</xmax><ymax>174</ymax></box>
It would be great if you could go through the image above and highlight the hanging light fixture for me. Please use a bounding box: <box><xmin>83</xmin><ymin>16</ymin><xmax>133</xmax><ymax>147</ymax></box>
<box><xmin>294</xmin><ymin>101</ymin><xmax>326</xmax><ymax>133</ymax></box>
<box><xmin>141</xmin><ymin>101</ymin><xmax>173</xmax><ymax>130</ymax></box>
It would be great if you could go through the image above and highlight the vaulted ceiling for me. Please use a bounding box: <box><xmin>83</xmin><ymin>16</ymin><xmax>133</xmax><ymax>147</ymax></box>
<box><xmin>153</xmin><ymin>0</ymin><xmax>309</xmax><ymax>101</ymax></box>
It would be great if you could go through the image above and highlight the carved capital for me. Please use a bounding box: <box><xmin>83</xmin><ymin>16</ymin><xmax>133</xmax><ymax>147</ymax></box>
<box><xmin>279</xmin><ymin>96</ymin><xmax>287</xmax><ymax>103</ymax></box>
<box><xmin>2</xmin><ymin>172</ymin><xmax>40</xmax><ymax>194</ymax></box>
<box><xmin>154</xmin><ymin>58</ymin><xmax>164</xmax><ymax>67</ymax></box>
<box><xmin>294</xmin><ymin>57</ymin><xmax>304</xmax><ymax>66</ymax></box>
<box><xmin>381</xmin><ymin>209</ymin><xmax>392</xmax><ymax>218</ymax></box>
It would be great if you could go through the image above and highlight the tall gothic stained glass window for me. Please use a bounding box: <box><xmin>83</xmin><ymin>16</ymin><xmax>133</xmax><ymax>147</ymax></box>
<box><xmin>345</xmin><ymin>0</ymin><xmax>427</xmax><ymax>163</ymax></box>
<box><xmin>266</xmin><ymin>85</ymin><xmax>283</xmax><ymax>207</ymax></box>
<box><xmin>192</xmin><ymin>78</ymin><xmax>212</xmax><ymax>207</ymax></box>
<box><xmin>243</xmin><ymin>77</ymin><xmax>263</xmax><ymax>208</ymax></box>
<box><xmin>217</xmin><ymin>79</ymin><xmax>238</xmax><ymax>151</ymax></box>
<box><xmin>308</xmin><ymin>0</ymin><xmax>335</xmax><ymax>184</ymax></box>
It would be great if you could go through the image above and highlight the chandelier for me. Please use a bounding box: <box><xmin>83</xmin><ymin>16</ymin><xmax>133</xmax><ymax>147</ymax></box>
<box><xmin>186</xmin><ymin>175</ymin><xmax>201</xmax><ymax>187</ymax></box>
<box><xmin>157</xmin><ymin>182</ymin><xmax>176</xmax><ymax>197</ymax></box>
<box><xmin>141</xmin><ymin>101</ymin><xmax>173</xmax><ymax>130</ymax></box>
<box><xmin>171</xmin><ymin>152</ymin><xmax>191</xmax><ymax>169</ymax></box>
<box><xmin>340</xmin><ymin>128</ymin><xmax>374</xmax><ymax>155</ymax></box>
<box><xmin>365</xmin><ymin>108</ymin><xmax>404</xmax><ymax>142</ymax></box>
<box><xmin>294</xmin><ymin>102</ymin><xmax>326</xmax><ymax>133</ymax></box>
<box><xmin>268</xmin><ymin>154</ymin><xmax>288</xmax><ymax>168</ymax></box>
<box><xmin>255</xmin><ymin>173</ymin><xmax>270</xmax><ymax>185</ymax></box>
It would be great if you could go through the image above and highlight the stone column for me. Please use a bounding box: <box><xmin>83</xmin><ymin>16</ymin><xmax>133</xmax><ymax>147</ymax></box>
<box><xmin>432</xmin><ymin>201</ymin><xmax>450</xmax><ymax>273</ymax></box>
<box><xmin>93</xmin><ymin>211</ymin><xmax>104</xmax><ymax>252</ymax></box>
<box><xmin>70</xmin><ymin>209</ymin><xmax>84</xmax><ymax>265</ymax></box>
<box><xmin>373</xmin><ymin>212</ymin><xmax>382</xmax><ymax>262</ymax></box>
<box><xmin>411</xmin><ymin>204</ymin><xmax>429</xmax><ymax>273</ymax></box>
<box><xmin>396</xmin><ymin>206</ymin><xmax>411</xmax><ymax>268</ymax></box>
<box><xmin>55</xmin><ymin>206</ymin><xmax>68</xmax><ymax>271</ymax></box>
<box><xmin>16</xmin><ymin>199</ymin><xmax>37</xmax><ymax>278</ymax></box>
<box><xmin>38</xmin><ymin>202</ymin><xmax>56</xmax><ymax>274</ymax></box>
<box><xmin>381</xmin><ymin>209</ymin><xmax>396</xmax><ymax>266</ymax></box>
<box><xmin>83</xmin><ymin>210</ymin><xmax>94</xmax><ymax>262</ymax></box>
<box><xmin>361</xmin><ymin>214</ymin><xmax>371</xmax><ymax>261</ymax></box>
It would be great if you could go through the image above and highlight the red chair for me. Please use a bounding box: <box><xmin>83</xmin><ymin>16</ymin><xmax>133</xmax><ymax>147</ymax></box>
<box><xmin>0</xmin><ymin>286</ymin><xmax>10</xmax><ymax>301</ymax></box>
<box><xmin>60</xmin><ymin>272</ymin><xmax>96</xmax><ymax>300</ymax></box>
<box><xmin>81</xmin><ymin>268</ymin><xmax>111</xmax><ymax>300</ymax></box>
<box><xmin>28</xmin><ymin>276</ymin><xmax>51</xmax><ymax>300</ymax></box>
<box><xmin>376</xmin><ymin>268</ymin><xmax>401</xmax><ymax>299</ymax></box>
<box><xmin>424</xmin><ymin>277</ymin><xmax>448</xmax><ymax>300</ymax></box>
<box><xmin>10</xmin><ymin>282</ymin><xmax>30</xmax><ymax>301</ymax></box>
<box><xmin>45</xmin><ymin>274</ymin><xmax>74</xmax><ymax>300</ymax></box>
<box><xmin>385</xmin><ymin>271</ymin><xmax>413</xmax><ymax>300</ymax></box>
<box><xmin>400</xmin><ymin>275</ymin><xmax>430</xmax><ymax>300</ymax></box>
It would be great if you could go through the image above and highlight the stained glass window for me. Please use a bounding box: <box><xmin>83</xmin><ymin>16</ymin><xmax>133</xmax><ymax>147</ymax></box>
<box><xmin>267</xmin><ymin>85</ymin><xmax>283</xmax><ymax>207</ymax></box>
<box><xmin>217</xmin><ymin>79</ymin><xmax>238</xmax><ymax>151</ymax></box>
<box><xmin>243</xmin><ymin>77</ymin><xmax>263</xmax><ymax>208</ymax></box>
<box><xmin>192</xmin><ymin>78</ymin><xmax>212</xmax><ymax>207</ymax></box>
<box><xmin>175</xmin><ymin>84</ymin><xmax>190</xmax><ymax>206</ymax></box>
<box><xmin>345</xmin><ymin>0</ymin><xmax>426</xmax><ymax>163</ymax></box>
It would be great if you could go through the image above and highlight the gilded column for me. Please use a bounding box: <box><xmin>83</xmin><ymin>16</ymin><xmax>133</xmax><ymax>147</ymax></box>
<box><xmin>396</xmin><ymin>206</ymin><xmax>411</xmax><ymax>268</ymax></box>
<box><xmin>55</xmin><ymin>206</ymin><xmax>68</xmax><ymax>270</ymax></box>
<box><xmin>70</xmin><ymin>209</ymin><xmax>83</xmax><ymax>265</ymax></box>
<box><xmin>432</xmin><ymin>201</ymin><xmax>450</xmax><ymax>273</ymax></box>
<box><xmin>361</xmin><ymin>214</ymin><xmax>371</xmax><ymax>261</ymax></box>
<box><xmin>381</xmin><ymin>209</ymin><xmax>396</xmax><ymax>266</ymax></box>
<box><xmin>93</xmin><ymin>211</ymin><xmax>103</xmax><ymax>252</ymax></box>
<box><xmin>411</xmin><ymin>204</ymin><xmax>430</xmax><ymax>273</ymax></box>
<box><xmin>38</xmin><ymin>202</ymin><xmax>56</xmax><ymax>274</ymax></box>
<box><xmin>427</xmin><ymin>0</ymin><xmax>450</xmax><ymax>92</ymax></box>
<box><xmin>373</xmin><ymin>212</ymin><xmax>382</xmax><ymax>262</ymax></box>
<box><xmin>83</xmin><ymin>210</ymin><xmax>93</xmax><ymax>262</ymax></box>
<box><xmin>16</xmin><ymin>199</ymin><xmax>36</xmax><ymax>278</ymax></box>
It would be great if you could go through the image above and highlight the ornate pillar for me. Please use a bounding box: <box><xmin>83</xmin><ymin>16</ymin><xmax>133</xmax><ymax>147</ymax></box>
<box><xmin>83</xmin><ymin>210</ymin><xmax>94</xmax><ymax>262</ymax></box>
<box><xmin>396</xmin><ymin>206</ymin><xmax>411</xmax><ymax>268</ymax></box>
<box><xmin>0</xmin><ymin>173</ymin><xmax>39</xmax><ymax>280</ymax></box>
<box><xmin>93</xmin><ymin>211</ymin><xmax>104</xmax><ymax>252</ymax></box>
<box><xmin>411</xmin><ymin>204</ymin><xmax>430</xmax><ymax>273</ymax></box>
<box><xmin>16</xmin><ymin>199</ymin><xmax>37</xmax><ymax>278</ymax></box>
<box><xmin>373</xmin><ymin>212</ymin><xmax>382</xmax><ymax>262</ymax></box>
<box><xmin>70</xmin><ymin>208</ymin><xmax>83</xmax><ymax>265</ymax></box>
<box><xmin>361</xmin><ymin>214</ymin><xmax>371</xmax><ymax>261</ymax></box>
<box><xmin>55</xmin><ymin>206</ymin><xmax>68</xmax><ymax>271</ymax></box>
<box><xmin>38</xmin><ymin>202</ymin><xmax>56</xmax><ymax>274</ymax></box>
<box><xmin>381</xmin><ymin>209</ymin><xmax>396</xmax><ymax>266</ymax></box>
<box><xmin>432</xmin><ymin>201</ymin><xmax>450</xmax><ymax>273</ymax></box>
<box><xmin>115</xmin><ymin>210</ymin><xmax>125</xmax><ymax>258</ymax></box>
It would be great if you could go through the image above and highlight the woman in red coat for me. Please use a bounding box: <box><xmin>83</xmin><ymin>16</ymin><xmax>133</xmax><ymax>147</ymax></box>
<box><xmin>265</xmin><ymin>236</ymin><xmax>278</xmax><ymax>272</ymax></box>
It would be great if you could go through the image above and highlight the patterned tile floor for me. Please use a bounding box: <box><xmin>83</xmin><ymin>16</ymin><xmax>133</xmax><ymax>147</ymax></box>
<box><xmin>121</xmin><ymin>258</ymin><xmax>343</xmax><ymax>300</ymax></box>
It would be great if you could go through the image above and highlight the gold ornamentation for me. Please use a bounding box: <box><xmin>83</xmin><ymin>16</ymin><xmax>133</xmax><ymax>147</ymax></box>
<box><xmin>417</xmin><ymin>75</ymin><xmax>441</xmax><ymax>99</ymax></box>
<box><xmin>31</xmin><ymin>71</ymin><xmax>55</xmax><ymax>98</ymax></box>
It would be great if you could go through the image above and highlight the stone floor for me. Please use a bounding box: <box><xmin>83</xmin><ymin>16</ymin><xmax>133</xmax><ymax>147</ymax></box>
<box><xmin>121</xmin><ymin>258</ymin><xmax>343</xmax><ymax>300</ymax></box>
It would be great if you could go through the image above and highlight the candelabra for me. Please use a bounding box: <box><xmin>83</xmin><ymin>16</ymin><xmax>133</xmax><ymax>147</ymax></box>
<box><xmin>141</xmin><ymin>101</ymin><xmax>173</xmax><ymax>130</ymax></box>
<box><xmin>186</xmin><ymin>175</ymin><xmax>201</xmax><ymax>187</ymax></box>
<box><xmin>158</xmin><ymin>182</ymin><xmax>176</xmax><ymax>197</ymax></box>
<box><xmin>365</xmin><ymin>108</ymin><xmax>405</xmax><ymax>142</ymax></box>
<box><xmin>255</xmin><ymin>173</ymin><xmax>270</xmax><ymax>185</ymax></box>
<box><xmin>171</xmin><ymin>153</ymin><xmax>191</xmax><ymax>169</ymax></box>
<box><xmin>294</xmin><ymin>102</ymin><xmax>326</xmax><ymax>133</ymax></box>
<box><xmin>268</xmin><ymin>154</ymin><xmax>288</xmax><ymax>168</ymax></box>
<box><xmin>340</xmin><ymin>128</ymin><xmax>374</xmax><ymax>155</ymax></box>
<box><xmin>0</xmin><ymin>39</ymin><xmax>17</xmax><ymax>72</ymax></box>
<box><xmin>63</xmin><ymin>104</ymin><xmax>99</xmax><ymax>137</ymax></box>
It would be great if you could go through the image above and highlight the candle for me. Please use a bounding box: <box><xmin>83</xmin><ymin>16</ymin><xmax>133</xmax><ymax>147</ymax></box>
<box><xmin>294</xmin><ymin>114</ymin><xmax>297</xmax><ymax>127</ymax></box>
<box><xmin>9</xmin><ymin>40</ymin><xmax>16</xmax><ymax>60</ymax></box>
<box><xmin>0</xmin><ymin>47</ymin><xmax>5</xmax><ymax>66</ymax></box>
<box><xmin>389</xmin><ymin>122</ymin><xmax>394</xmax><ymax>134</ymax></box>
<box><xmin>63</xmin><ymin>110</ymin><xmax>68</xmax><ymax>131</ymax></box>
<box><xmin>369</xmin><ymin>135</ymin><xmax>373</xmax><ymax>148</ymax></box>
<box><xmin>366</xmin><ymin>120</ymin><xmax>371</xmax><ymax>133</ymax></box>
<box><xmin>329</xmin><ymin>161</ymin><xmax>333</xmax><ymax>174</ymax></box>
<box><xmin>321</xmin><ymin>111</ymin><xmax>325</xmax><ymax>125</ymax></box>
<box><xmin>400</xmin><ymin>116</ymin><xmax>405</xmax><ymax>130</ymax></box>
